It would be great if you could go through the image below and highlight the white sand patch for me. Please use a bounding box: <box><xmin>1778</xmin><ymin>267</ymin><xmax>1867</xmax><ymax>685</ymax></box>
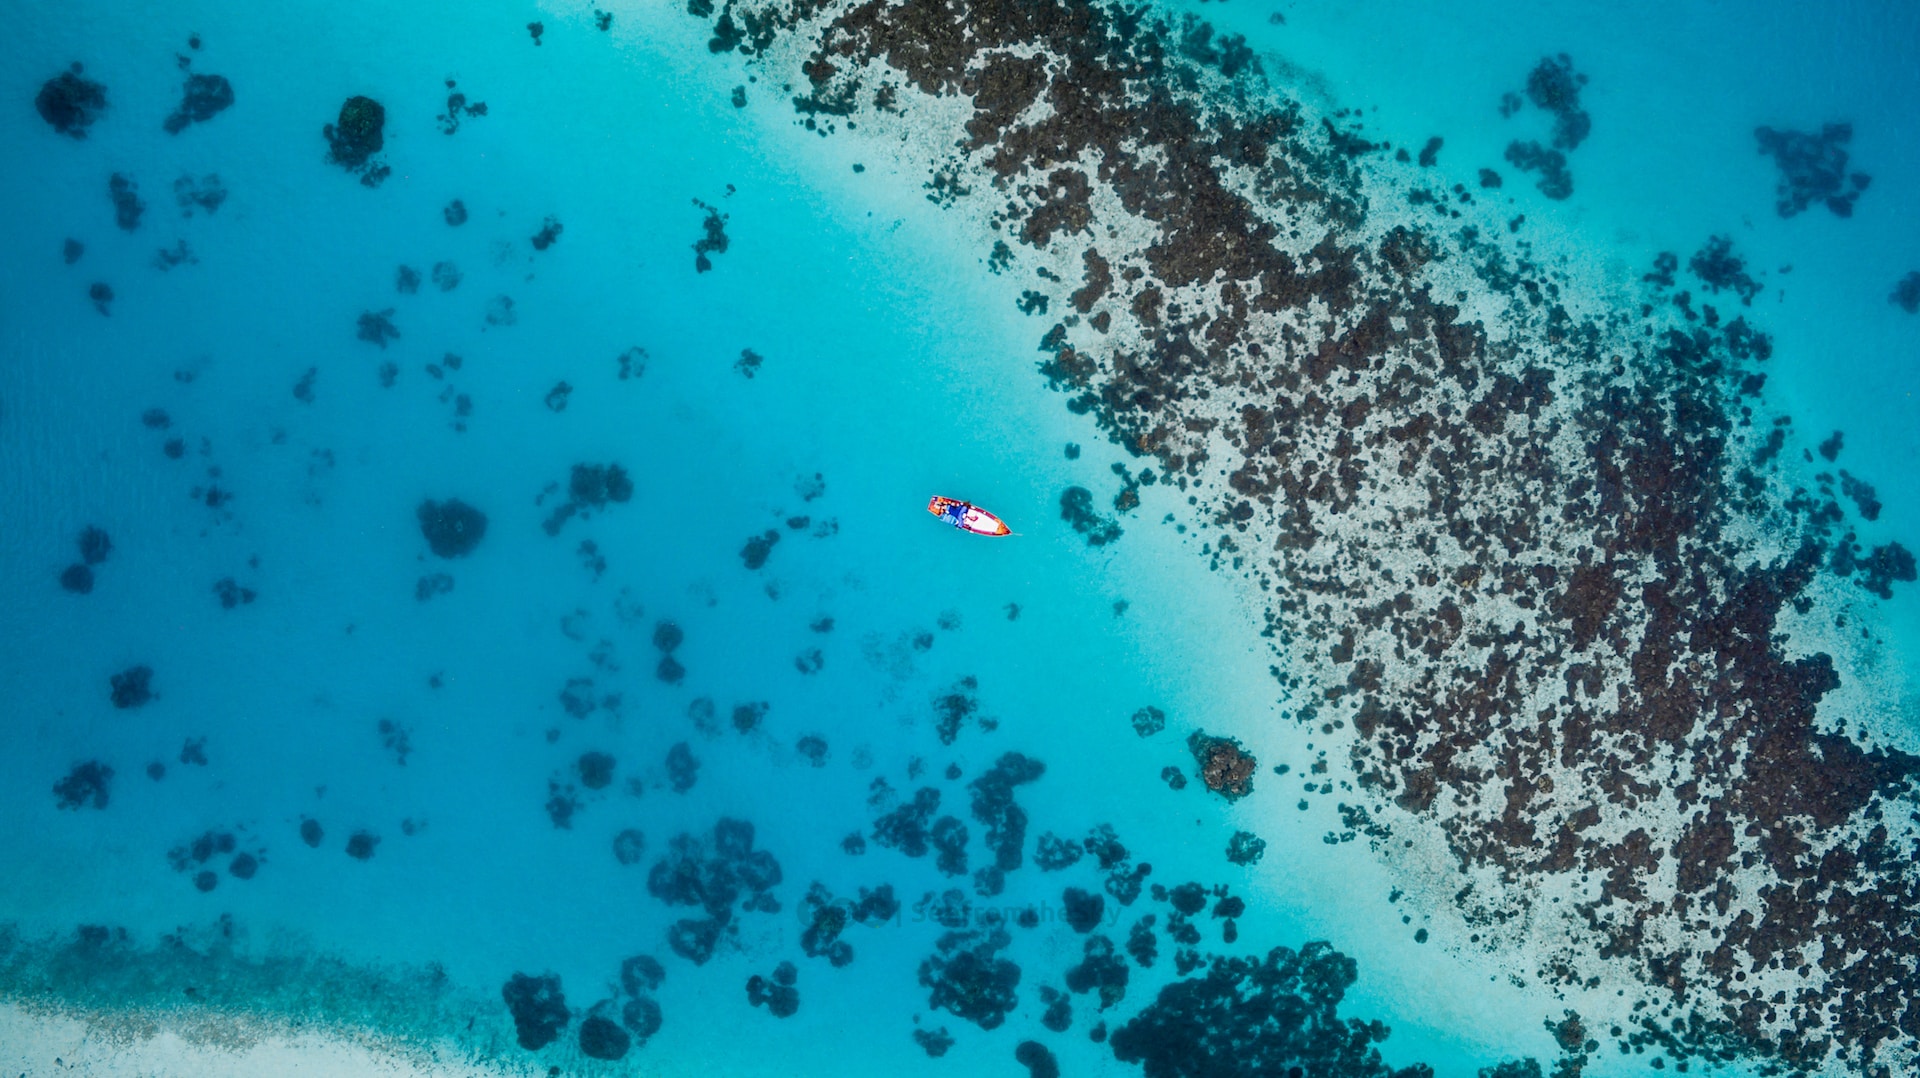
<box><xmin>0</xmin><ymin>1000</ymin><xmax>538</xmax><ymax>1078</ymax></box>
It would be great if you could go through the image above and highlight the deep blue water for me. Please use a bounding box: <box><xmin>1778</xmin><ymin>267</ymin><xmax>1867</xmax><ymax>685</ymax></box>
<box><xmin>4</xmin><ymin>1</ymin><xmax>1918</xmax><ymax>1076</ymax></box>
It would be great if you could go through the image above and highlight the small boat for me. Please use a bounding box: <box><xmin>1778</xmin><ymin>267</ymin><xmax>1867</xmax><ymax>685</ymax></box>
<box><xmin>928</xmin><ymin>496</ymin><xmax>1012</xmax><ymax>536</ymax></box>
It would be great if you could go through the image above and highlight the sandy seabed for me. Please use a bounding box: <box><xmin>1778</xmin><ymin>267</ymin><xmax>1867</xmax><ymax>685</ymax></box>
<box><xmin>0</xmin><ymin>1002</ymin><xmax>533</xmax><ymax>1078</ymax></box>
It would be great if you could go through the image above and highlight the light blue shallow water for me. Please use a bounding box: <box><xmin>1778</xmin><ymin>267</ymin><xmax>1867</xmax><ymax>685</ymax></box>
<box><xmin>3</xmin><ymin>1</ymin><xmax>1917</xmax><ymax>1076</ymax></box>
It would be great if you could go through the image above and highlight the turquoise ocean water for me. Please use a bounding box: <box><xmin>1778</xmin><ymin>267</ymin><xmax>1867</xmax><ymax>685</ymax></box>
<box><xmin>3</xmin><ymin>1</ymin><xmax>1917</xmax><ymax>1076</ymax></box>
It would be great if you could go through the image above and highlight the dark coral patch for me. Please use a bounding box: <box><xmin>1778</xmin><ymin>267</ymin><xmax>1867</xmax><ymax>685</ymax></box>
<box><xmin>692</xmin><ymin>200</ymin><xmax>729</xmax><ymax>272</ymax></box>
<box><xmin>969</xmin><ymin>752</ymin><xmax>1044</xmax><ymax>872</ymax></box>
<box><xmin>531</xmin><ymin>216</ymin><xmax>564</xmax><ymax>251</ymax></box>
<box><xmin>1062</xmin><ymin>887</ymin><xmax>1104</xmax><ymax>933</ymax></box>
<box><xmin>578</xmin><ymin>751</ymin><xmax>616</xmax><ymax>789</ymax></box>
<box><xmin>1523</xmin><ymin>54</ymin><xmax>1590</xmax><ymax>150</ymax></box>
<box><xmin>919</xmin><ymin>925</ymin><xmax>1020</xmax><ymax>1030</ymax></box>
<box><xmin>746</xmin><ymin>961</ymin><xmax>800</xmax><ymax>1017</ymax></box>
<box><xmin>324</xmin><ymin>95</ymin><xmax>386</xmax><ymax>171</ymax></box>
<box><xmin>914</xmin><ymin>1026</ymin><xmax>955</xmax><ymax>1057</ymax></box>
<box><xmin>1503</xmin><ymin>140</ymin><xmax>1571</xmax><ymax>200</ymax></box>
<box><xmin>1064</xmin><ymin>934</ymin><xmax>1129</xmax><ymax>1009</ymax></box>
<box><xmin>621</xmin><ymin>996</ymin><xmax>663</xmax><ymax>1042</ymax></box>
<box><xmin>1016</xmin><ymin>1040</ymin><xmax>1061</xmax><ymax>1078</ymax></box>
<box><xmin>613</xmin><ymin>828</ymin><xmax>647</xmax><ymax>865</ymax></box>
<box><xmin>932</xmin><ymin>676</ymin><xmax>987</xmax><ymax>744</ymax></box>
<box><xmin>501</xmin><ymin>972</ymin><xmax>569</xmax><ymax>1050</ymax></box>
<box><xmin>666</xmin><ymin>742</ymin><xmax>699</xmax><ymax>792</ymax></box>
<box><xmin>53</xmin><ymin>761</ymin><xmax>113</xmax><ymax>810</ymax></box>
<box><xmin>1756</xmin><ymin>122</ymin><xmax>1870</xmax><ymax>218</ymax></box>
<box><xmin>1130</xmin><ymin>706</ymin><xmax>1166</xmax><ymax>737</ymax></box>
<box><xmin>164</xmin><ymin>72</ymin><xmax>234</xmax><ymax>134</ymax></box>
<box><xmin>357</xmin><ymin>309</ymin><xmax>400</xmax><ymax>347</ymax></box>
<box><xmin>417</xmin><ymin>498</ymin><xmax>487</xmax><ymax>558</ymax></box>
<box><xmin>740</xmin><ymin>529</ymin><xmax>780</xmax><ymax>569</ymax></box>
<box><xmin>1188</xmin><ymin>731</ymin><xmax>1255</xmax><ymax>799</ymax></box>
<box><xmin>37</xmin><ymin>65</ymin><xmax>108</xmax><ymax>138</ymax></box>
<box><xmin>619</xmin><ymin>954</ymin><xmax>666</xmax><ymax>995</ymax></box>
<box><xmin>79</xmin><ymin>525</ymin><xmax>111</xmax><ymax>565</ymax></box>
<box><xmin>1111</xmin><ymin>942</ymin><xmax>1399</xmax><ymax>1077</ymax></box>
<box><xmin>578</xmin><ymin>1013</ymin><xmax>629</xmax><ymax>1060</ymax></box>
<box><xmin>109</xmin><ymin>666</ymin><xmax>154</xmax><ymax>709</ymax></box>
<box><xmin>1060</xmin><ymin>486</ymin><xmax>1123</xmax><ymax>545</ymax></box>
<box><xmin>732</xmin><ymin>701</ymin><xmax>768</xmax><ymax>733</ymax></box>
<box><xmin>1225</xmin><ymin>831</ymin><xmax>1267</xmax><ymax>865</ymax></box>
<box><xmin>872</xmin><ymin>787</ymin><xmax>940</xmax><ymax>857</ymax></box>
<box><xmin>1891</xmin><ymin>271</ymin><xmax>1920</xmax><ymax>314</ymax></box>
<box><xmin>108</xmin><ymin>174</ymin><xmax>144</xmax><ymax>231</ymax></box>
